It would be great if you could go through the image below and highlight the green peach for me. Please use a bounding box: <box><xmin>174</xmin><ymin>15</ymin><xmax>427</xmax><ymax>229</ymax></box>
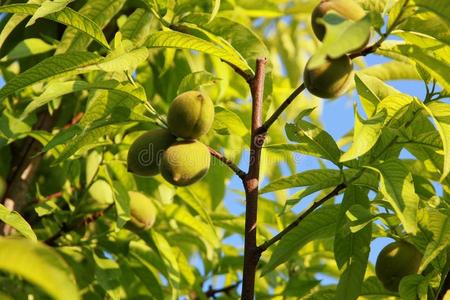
<box><xmin>160</xmin><ymin>140</ymin><xmax>210</xmax><ymax>186</ymax></box>
<box><xmin>127</xmin><ymin>129</ymin><xmax>176</xmax><ymax>176</ymax></box>
<box><xmin>311</xmin><ymin>0</ymin><xmax>367</xmax><ymax>41</ymax></box>
<box><xmin>128</xmin><ymin>191</ymin><xmax>157</xmax><ymax>230</ymax></box>
<box><xmin>167</xmin><ymin>91</ymin><xmax>215</xmax><ymax>139</ymax></box>
<box><xmin>88</xmin><ymin>180</ymin><xmax>114</xmax><ymax>208</ymax></box>
<box><xmin>304</xmin><ymin>55</ymin><xmax>353</xmax><ymax>99</ymax></box>
<box><xmin>375</xmin><ymin>241</ymin><xmax>422</xmax><ymax>292</ymax></box>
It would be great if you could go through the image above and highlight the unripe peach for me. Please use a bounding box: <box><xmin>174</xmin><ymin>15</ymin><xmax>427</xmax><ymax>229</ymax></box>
<box><xmin>303</xmin><ymin>55</ymin><xmax>353</xmax><ymax>99</ymax></box>
<box><xmin>311</xmin><ymin>0</ymin><xmax>366</xmax><ymax>41</ymax></box>
<box><xmin>375</xmin><ymin>241</ymin><xmax>422</xmax><ymax>292</ymax></box>
<box><xmin>127</xmin><ymin>129</ymin><xmax>176</xmax><ymax>176</ymax></box>
<box><xmin>128</xmin><ymin>191</ymin><xmax>157</xmax><ymax>230</ymax></box>
<box><xmin>160</xmin><ymin>140</ymin><xmax>210</xmax><ymax>186</ymax></box>
<box><xmin>167</xmin><ymin>91</ymin><xmax>214</xmax><ymax>139</ymax></box>
<box><xmin>87</xmin><ymin>179</ymin><xmax>114</xmax><ymax>210</ymax></box>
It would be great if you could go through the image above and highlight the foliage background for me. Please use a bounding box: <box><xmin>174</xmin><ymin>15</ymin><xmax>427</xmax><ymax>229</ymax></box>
<box><xmin>0</xmin><ymin>0</ymin><xmax>449</xmax><ymax>299</ymax></box>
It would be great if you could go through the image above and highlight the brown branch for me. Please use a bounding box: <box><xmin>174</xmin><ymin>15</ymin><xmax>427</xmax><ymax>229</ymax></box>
<box><xmin>204</xmin><ymin>281</ymin><xmax>242</xmax><ymax>298</ymax></box>
<box><xmin>256</xmin><ymin>183</ymin><xmax>346</xmax><ymax>254</ymax></box>
<box><xmin>44</xmin><ymin>204</ymin><xmax>113</xmax><ymax>246</ymax></box>
<box><xmin>258</xmin><ymin>83</ymin><xmax>306</xmax><ymax>134</ymax></box>
<box><xmin>241</xmin><ymin>58</ymin><xmax>267</xmax><ymax>299</ymax></box>
<box><xmin>1</xmin><ymin>111</ymin><xmax>56</xmax><ymax>235</ymax></box>
<box><xmin>221</xmin><ymin>60</ymin><xmax>254</xmax><ymax>82</ymax></box>
<box><xmin>208</xmin><ymin>146</ymin><xmax>246</xmax><ymax>180</ymax></box>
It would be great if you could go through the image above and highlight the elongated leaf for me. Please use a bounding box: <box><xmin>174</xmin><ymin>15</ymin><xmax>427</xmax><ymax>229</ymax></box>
<box><xmin>419</xmin><ymin>209</ymin><xmax>450</xmax><ymax>273</ymax></box>
<box><xmin>360</xmin><ymin>276</ymin><xmax>397</xmax><ymax>297</ymax></box>
<box><xmin>0</xmin><ymin>52</ymin><xmax>101</xmax><ymax>100</ymax></box>
<box><xmin>0</xmin><ymin>4</ymin><xmax>109</xmax><ymax>49</ymax></box>
<box><xmin>0</xmin><ymin>204</ymin><xmax>37</xmax><ymax>241</ymax></box>
<box><xmin>340</xmin><ymin>109</ymin><xmax>386</xmax><ymax>162</ymax></box>
<box><xmin>261</xmin><ymin>205</ymin><xmax>339</xmax><ymax>275</ymax></box>
<box><xmin>0</xmin><ymin>38</ymin><xmax>55</xmax><ymax>61</ymax></box>
<box><xmin>398</xmin><ymin>11</ymin><xmax>450</xmax><ymax>45</ymax></box>
<box><xmin>151</xmin><ymin>231</ymin><xmax>180</xmax><ymax>296</ymax></box>
<box><xmin>86</xmin><ymin>47</ymin><xmax>149</xmax><ymax>72</ymax></box>
<box><xmin>171</xmin><ymin>206</ymin><xmax>220</xmax><ymax>248</ymax></box>
<box><xmin>368</xmin><ymin>159</ymin><xmax>419</xmax><ymax>234</ymax></box>
<box><xmin>410</xmin><ymin>0</ymin><xmax>450</xmax><ymax>26</ymax></box>
<box><xmin>334</xmin><ymin>187</ymin><xmax>372</xmax><ymax>300</ymax></box>
<box><xmin>260</xmin><ymin>169</ymin><xmax>342</xmax><ymax>194</ymax></box>
<box><xmin>26</xmin><ymin>0</ymin><xmax>71</xmax><ymax>26</ymax></box>
<box><xmin>285</xmin><ymin>121</ymin><xmax>341</xmax><ymax>164</ymax></box>
<box><xmin>57</xmin><ymin>0</ymin><xmax>126</xmax><ymax>53</ymax></box>
<box><xmin>209</xmin><ymin>0</ymin><xmax>220</xmax><ymax>23</ymax></box>
<box><xmin>359</xmin><ymin>61</ymin><xmax>421</xmax><ymax>82</ymax></box>
<box><xmin>213</xmin><ymin>106</ymin><xmax>248</xmax><ymax>136</ymax></box>
<box><xmin>177</xmin><ymin>71</ymin><xmax>220</xmax><ymax>94</ymax></box>
<box><xmin>120</xmin><ymin>8</ymin><xmax>152</xmax><ymax>46</ymax></box>
<box><xmin>146</xmin><ymin>31</ymin><xmax>252</xmax><ymax>76</ymax></box>
<box><xmin>22</xmin><ymin>80</ymin><xmax>145</xmax><ymax>118</ymax></box>
<box><xmin>181</xmin><ymin>14</ymin><xmax>269</xmax><ymax>72</ymax></box>
<box><xmin>354</xmin><ymin>73</ymin><xmax>400</xmax><ymax>117</ymax></box>
<box><xmin>425</xmin><ymin>102</ymin><xmax>450</xmax><ymax>181</ymax></box>
<box><xmin>0</xmin><ymin>238</ymin><xmax>80</xmax><ymax>300</ymax></box>
<box><xmin>380</xmin><ymin>42</ymin><xmax>450</xmax><ymax>92</ymax></box>
<box><xmin>376</xmin><ymin>94</ymin><xmax>413</xmax><ymax>124</ymax></box>
<box><xmin>308</xmin><ymin>14</ymin><xmax>371</xmax><ymax>68</ymax></box>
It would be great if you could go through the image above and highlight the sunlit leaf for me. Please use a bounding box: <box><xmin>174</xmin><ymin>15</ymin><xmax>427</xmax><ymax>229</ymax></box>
<box><xmin>0</xmin><ymin>238</ymin><xmax>80</xmax><ymax>300</ymax></box>
<box><xmin>261</xmin><ymin>205</ymin><xmax>340</xmax><ymax>275</ymax></box>
<box><xmin>0</xmin><ymin>204</ymin><xmax>37</xmax><ymax>241</ymax></box>
<box><xmin>0</xmin><ymin>3</ymin><xmax>109</xmax><ymax>49</ymax></box>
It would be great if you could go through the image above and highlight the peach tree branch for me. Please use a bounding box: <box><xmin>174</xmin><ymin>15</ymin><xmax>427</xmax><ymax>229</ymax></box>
<box><xmin>208</xmin><ymin>146</ymin><xmax>246</xmax><ymax>180</ymax></box>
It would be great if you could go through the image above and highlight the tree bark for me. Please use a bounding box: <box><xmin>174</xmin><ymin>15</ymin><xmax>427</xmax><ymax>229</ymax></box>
<box><xmin>241</xmin><ymin>58</ymin><xmax>266</xmax><ymax>299</ymax></box>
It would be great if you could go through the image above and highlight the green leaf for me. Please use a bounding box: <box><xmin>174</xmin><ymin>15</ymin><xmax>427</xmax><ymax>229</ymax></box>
<box><xmin>92</xmin><ymin>251</ymin><xmax>123</xmax><ymax>297</ymax></box>
<box><xmin>409</xmin><ymin>0</ymin><xmax>450</xmax><ymax>26</ymax></box>
<box><xmin>398</xmin><ymin>11</ymin><xmax>450</xmax><ymax>45</ymax></box>
<box><xmin>419</xmin><ymin>209</ymin><xmax>450</xmax><ymax>273</ymax></box>
<box><xmin>213</xmin><ymin>106</ymin><xmax>248</xmax><ymax>136</ymax></box>
<box><xmin>146</xmin><ymin>30</ymin><xmax>253</xmax><ymax>76</ymax></box>
<box><xmin>83</xmin><ymin>45</ymin><xmax>149</xmax><ymax>73</ymax></box>
<box><xmin>170</xmin><ymin>206</ymin><xmax>220</xmax><ymax>249</ymax></box>
<box><xmin>368</xmin><ymin>159</ymin><xmax>419</xmax><ymax>234</ymax></box>
<box><xmin>261</xmin><ymin>205</ymin><xmax>339</xmax><ymax>275</ymax></box>
<box><xmin>151</xmin><ymin>231</ymin><xmax>180</xmax><ymax>297</ymax></box>
<box><xmin>26</xmin><ymin>0</ymin><xmax>71</xmax><ymax>26</ymax></box>
<box><xmin>56</xmin><ymin>0</ymin><xmax>126</xmax><ymax>53</ymax></box>
<box><xmin>376</xmin><ymin>94</ymin><xmax>414</xmax><ymax>124</ymax></box>
<box><xmin>340</xmin><ymin>109</ymin><xmax>387</xmax><ymax>162</ymax></box>
<box><xmin>285</xmin><ymin>120</ymin><xmax>341</xmax><ymax>164</ymax></box>
<box><xmin>22</xmin><ymin>80</ymin><xmax>145</xmax><ymax>118</ymax></box>
<box><xmin>0</xmin><ymin>204</ymin><xmax>37</xmax><ymax>241</ymax></box>
<box><xmin>181</xmin><ymin>14</ymin><xmax>270</xmax><ymax>73</ymax></box>
<box><xmin>0</xmin><ymin>4</ymin><xmax>109</xmax><ymax>49</ymax></box>
<box><xmin>208</xmin><ymin>0</ymin><xmax>220</xmax><ymax>23</ymax></box>
<box><xmin>380</xmin><ymin>42</ymin><xmax>450</xmax><ymax>92</ymax></box>
<box><xmin>334</xmin><ymin>187</ymin><xmax>372</xmax><ymax>300</ymax></box>
<box><xmin>0</xmin><ymin>238</ymin><xmax>80</xmax><ymax>300</ymax></box>
<box><xmin>0</xmin><ymin>51</ymin><xmax>101</xmax><ymax>100</ymax></box>
<box><xmin>359</xmin><ymin>61</ymin><xmax>421</xmax><ymax>82</ymax></box>
<box><xmin>120</xmin><ymin>8</ymin><xmax>152</xmax><ymax>46</ymax></box>
<box><xmin>425</xmin><ymin>101</ymin><xmax>450</xmax><ymax>180</ymax></box>
<box><xmin>0</xmin><ymin>38</ymin><xmax>55</xmax><ymax>61</ymax></box>
<box><xmin>308</xmin><ymin>14</ymin><xmax>371</xmax><ymax>68</ymax></box>
<box><xmin>360</xmin><ymin>276</ymin><xmax>397</xmax><ymax>297</ymax></box>
<box><xmin>398</xmin><ymin>274</ymin><xmax>424</xmax><ymax>300</ymax></box>
<box><xmin>354</xmin><ymin>73</ymin><xmax>400</xmax><ymax>117</ymax></box>
<box><xmin>177</xmin><ymin>71</ymin><xmax>220</xmax><ymax>94</ymax></box>
<box><xmin>260</xmin><ymin>169</ymin><xmax>342</xmax><ymax>194</ymax></box>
